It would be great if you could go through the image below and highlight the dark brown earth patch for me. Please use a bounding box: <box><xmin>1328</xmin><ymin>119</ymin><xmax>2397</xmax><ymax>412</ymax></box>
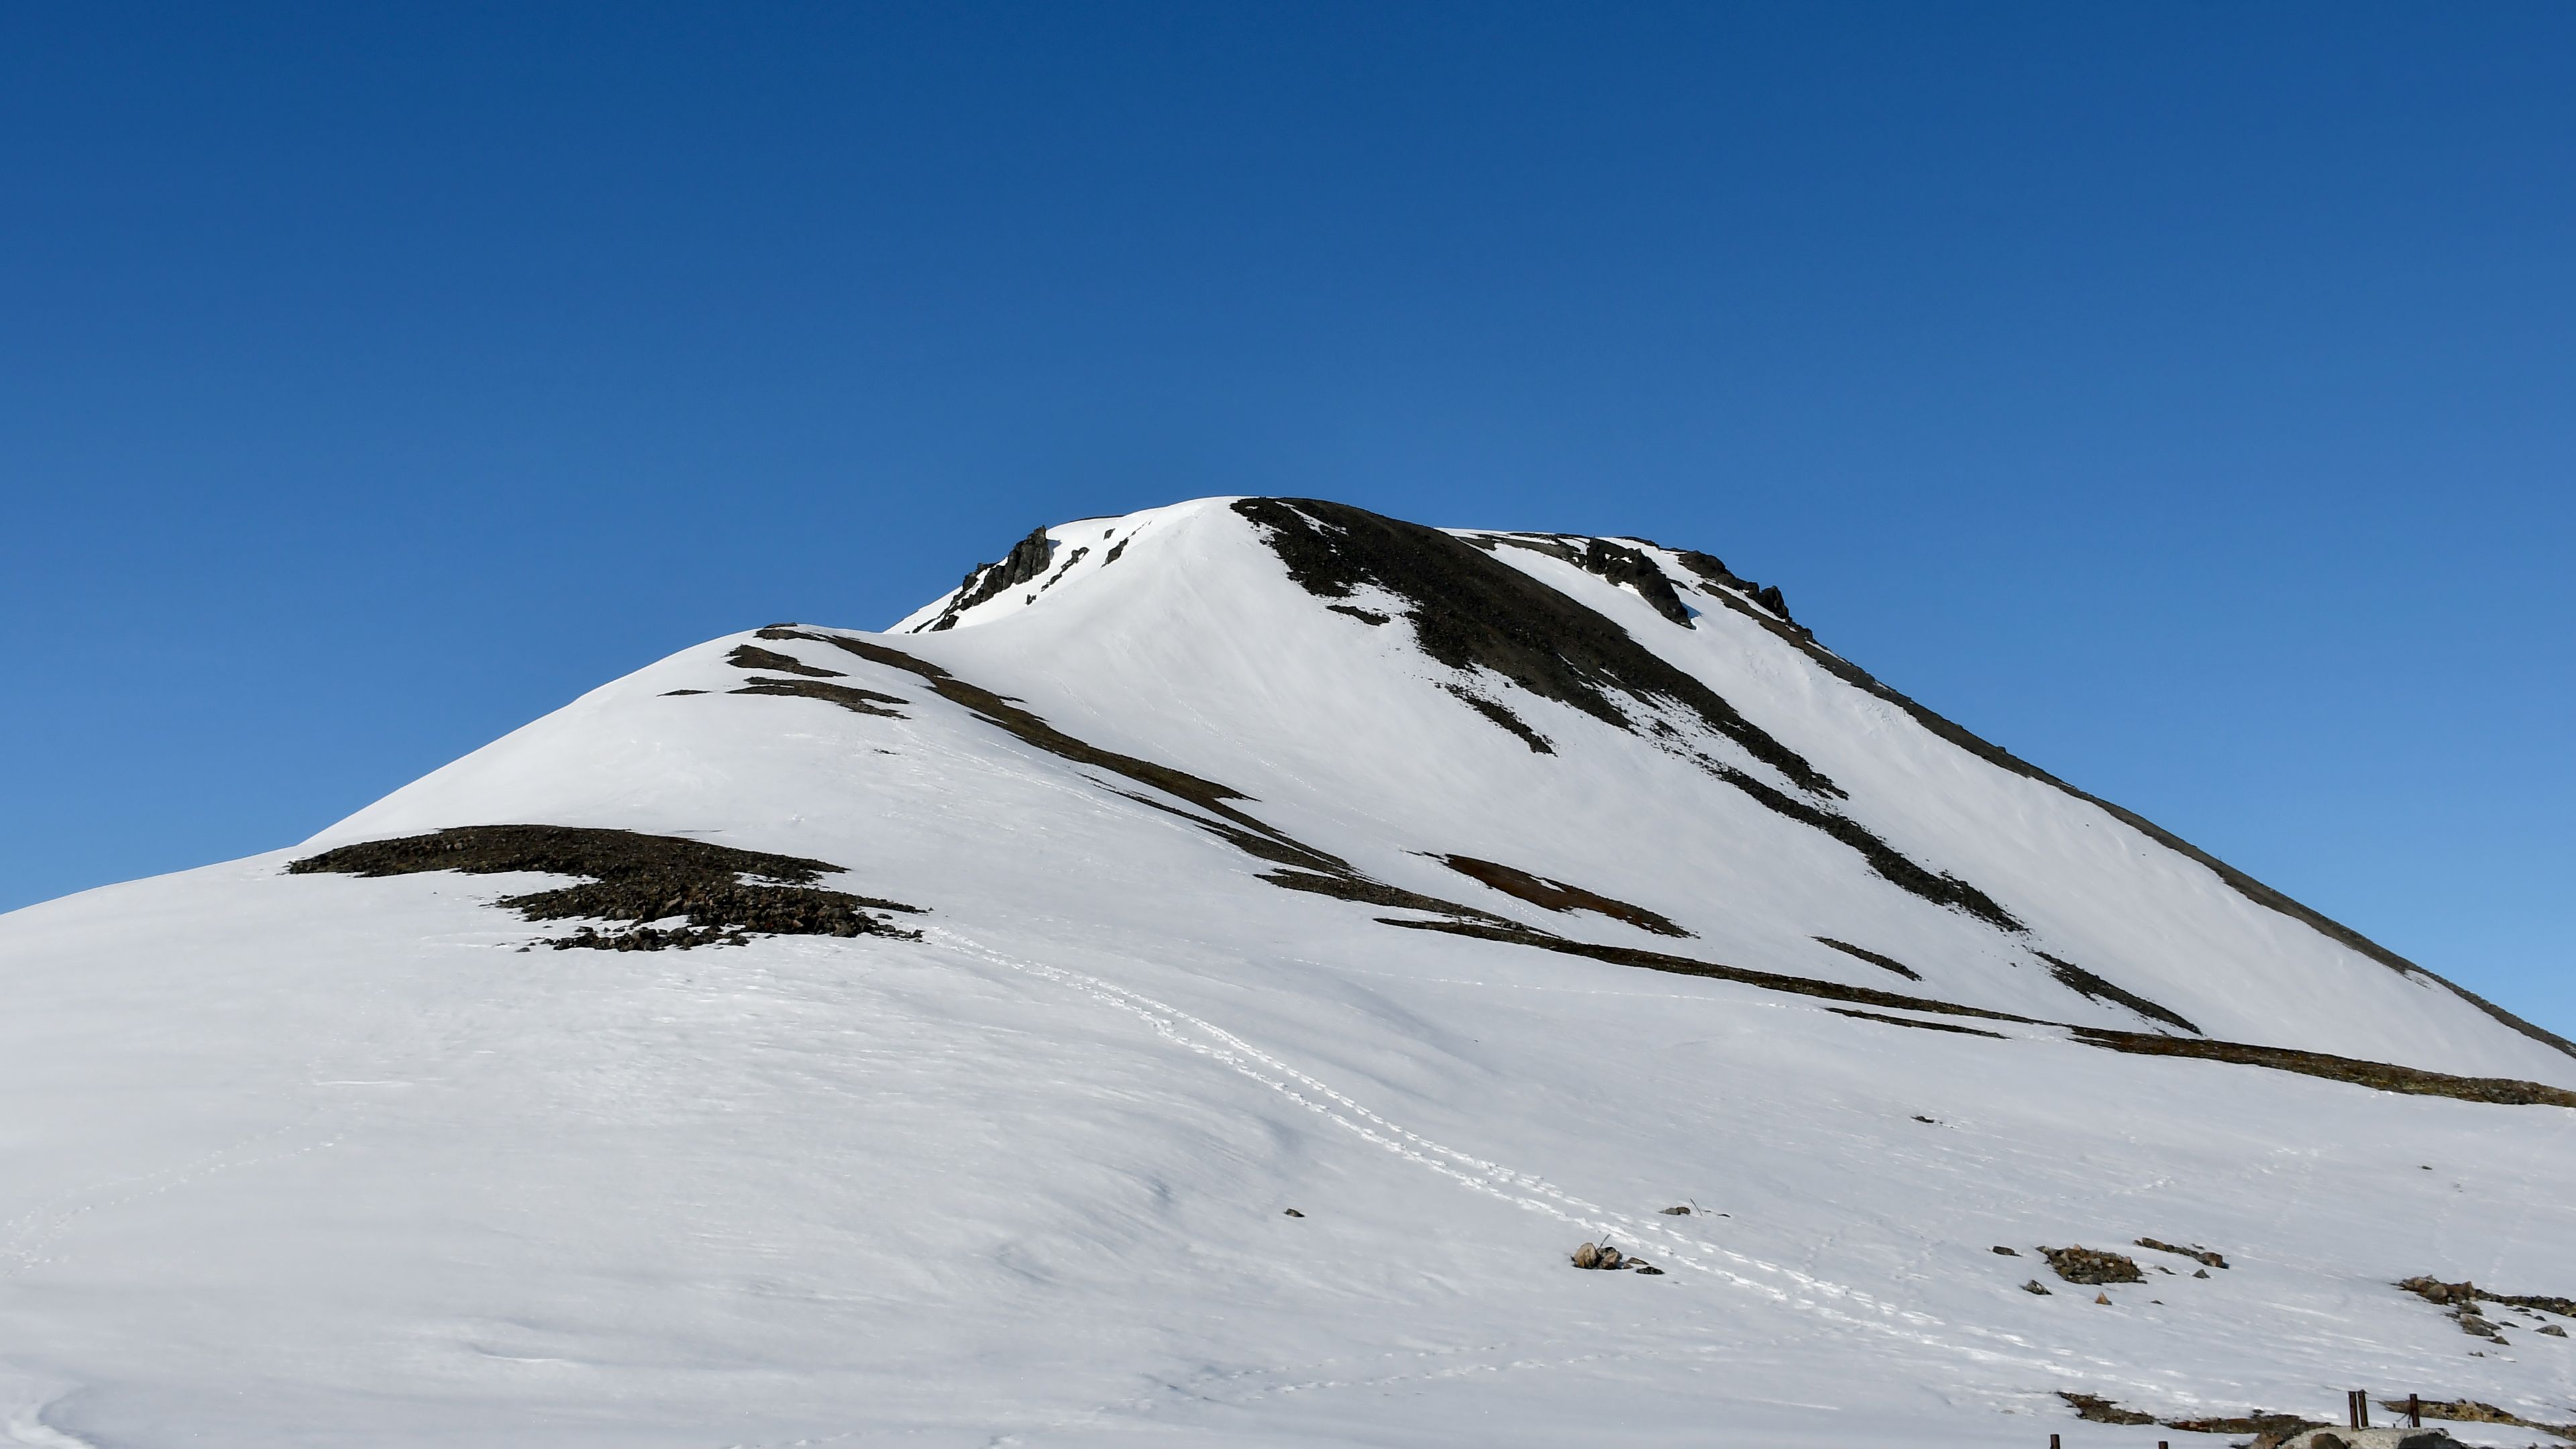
<box><xmin>2400</xmin><ymin>1275</ymin><xmax>2576</xmax><ymax>1320</ymax></box>
<box><xmin>1432</xmin><ymin>854</ymin><xmax>1687</xmax><ymax>935</ymax></box>
<box><xmin>288</xmin><ymin>824</ymin><xmax>922</xmax><ymax>951</ymax></box>
<box><xmin>1327</xmin><ymin>604</ymin><xmax>1390</xmax><ymax>626</ymax></box>
<box><xmin>2040</xmin><ymin>1246</ymin><xmax>2145</xmax><ymax>1285</ymax></box>
<box><xmin>2163</xmin><ymin>1411</ymin><xmax>2321</xmax><ymax>1438</ymax></box>
<box><xmin>1232</xmin><ymin>498</ymin><xmax>1841</xmax><ymax>797</ymax></box>
<box><xmin>1815</xmin><ymin>936</ymin><xmax>1922</xmax><ymax>980</ymax></box>
<box><xmin>1383</xmin><ymin>918</ymin><xmax>2045</xmax><ymax>1025</ymax></box>
<box><xmin>726</xmin><ymin>644</ymin><xmax>844</xmax><ymax>678</ymax></box>
<box><xmin>1828</xmin><ymin>1008</ymin><xmax>2006</xmax><ymax>1038</ymax></box>
<box><xmin>729</xmin><ymin>678</ymin><xmax>910</xmax><ymax>717</ymax></box>
<box><xmin>1440</xmin><ymin>686</ymin><xmax>1553</xmax><ymax>753</ymax></box>
<box><xmin>1258</xmin><ymin>869</ymin><xmax>1520</xmax><ymax>926</ymax></box>
<box><xmin>2039</xmin><ymin>953</ymin><xmax>2200</xmax><ymax>1034</ymax></box>
<box><xmin>2074</xmin><ymin>1029</ymin><xmax>2576</xmax><ymax>1108</ymax></box>
<box><xmin>2135</xmin><ymin>1238</ymin><xmax>2226</xmax><ymax>1269</ymax></box>
<box><xmin>1708</xmin><ymin>763</ymin><xmax>2023</xmax><ymax>932</ymax></box>
<box><xmin>2057</xmin><ymin>1393</ymin><xmax>2155</xmax><ymax>1426</ymax></box>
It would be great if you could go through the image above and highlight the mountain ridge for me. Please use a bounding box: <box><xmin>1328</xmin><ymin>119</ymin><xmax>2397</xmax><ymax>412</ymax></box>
<box><xmin>3</xmin><ymin>494</ymin><xmax>2571</xmax><ymax>1447</ymax></box>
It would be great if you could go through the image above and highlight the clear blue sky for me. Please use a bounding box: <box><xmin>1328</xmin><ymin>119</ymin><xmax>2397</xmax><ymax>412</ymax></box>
<box><xmin>3</xmin><ymin>3</ymin><xmax>2569</xmax><ymax>1033</ymax></box>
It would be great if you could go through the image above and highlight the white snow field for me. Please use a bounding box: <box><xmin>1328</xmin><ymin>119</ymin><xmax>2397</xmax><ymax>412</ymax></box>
<box><xmin>3</xmin><ymin>496</ymin><xmax>2572</xmax><ymax>1448</ymax></box>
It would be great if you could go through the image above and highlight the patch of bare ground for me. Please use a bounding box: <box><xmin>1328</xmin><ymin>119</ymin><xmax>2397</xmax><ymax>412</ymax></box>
<box><xmin>1381</xmin><ymin>918</ymin><xmax>2044</xmax><ymax>1024</ymax></box>
<box><xmin>2059</xmin><ymin>1392</ymin><xmax>2156</xmax><ymax>1425</ymax></box>
<box><xmin>1827</xmin><ymin>1008</ymin><xmax>2005</xmax><ymax>1038</ymax></box>
<box><xmin>2039</xmin><ymin>951</ymin><xmax>2200</xmax><ymax>1034</ymax></box>
<box><xmin>1814</xmin><ymin>936</ymin><xmax>1921</xmax><ymax>980</ymax></box>
<box><xmin>2039</xmin><ymin>1246</ymin><xmax>2145</xmax><ymax>1285</ymax></box>
<box><xmin>2135</xmin><ymin>1238</ymin><xmax>2228</xmax><ymax>1269</ymax></box>
<box><xmin>2399</xmin><ymin>1277</ymin><xmax>2576</xmax><ymax>1345</ymax></box>
<box><xmin>1430</xmin><ymin>853</ymin><xmax>1687</xmax><ymax>935</ymax></box>
<box><xmin>1438</xmin><ymin>684</ymin><xmax>1553</xmax><ymax>753</ymax></box>
<box><xmin>1702</xmin><ymin>761</ymin><xmax>2025</xmax><ymax>931</ymax></box>
<box><xmin>2073</xmin><ymin>1030</ymin><xmax>2576</xmax><ymax>1108</ymax></box>
<box><xmin>288</xmin><ymin>824</ymin><xmax>923</xmax><ymax>951</ymax></box>
<box><xmin>725</xmin><ymin>644</ymin><xmax>843</xmax><ymax>678</ymax></box>
<box><xmin>729</xmin><ymin>678</ymin><xmax>910</xmax><ymax>716</ymax></box>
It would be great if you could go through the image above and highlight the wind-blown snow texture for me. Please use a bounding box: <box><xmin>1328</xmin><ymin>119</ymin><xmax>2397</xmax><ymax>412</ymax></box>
<box><xmin>4</xmin><ymin>497</ymin><xmax>2572</xmax><ymax>1447</ymax></box>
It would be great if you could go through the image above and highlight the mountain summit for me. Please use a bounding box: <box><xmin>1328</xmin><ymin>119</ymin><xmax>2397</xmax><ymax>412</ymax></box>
<box><xmin>5</xmin><ymin>497</ymin><xmax>2571</xmax><ymax>1447</ymax></box>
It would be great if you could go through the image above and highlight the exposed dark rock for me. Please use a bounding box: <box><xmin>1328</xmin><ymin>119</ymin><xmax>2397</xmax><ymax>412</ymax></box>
<box><xmin>2041</xmin><ymin>953</ymin><xmax>2200</xmax><ymax>1034</ymax></box>
<box><xmin>288</xmin><ymin>825</ymin><xmax>922</xmax><ymax>951</ymax></box>
<box><xmin>1815</xmin><ymin>936</ymin><xmax>1923</xmax><ymax>980</ymax></box>
<box><xmin>1570</xmin><ymin>1242</ymin><xmax>1625</xmax><ymax>1270</ymax></box>
<box><xmin>1578</xmin><ymin>538</ymin><xmax>1695</xmax><ymax>626</ymax></box>
<box><xmin>1431</xmin><ymin>854</ymin><xmax>1688</xmax><ymax>935</ymax></box>
<box><xmin>2135</xmin><ymin>1237</ymin><xmax>2227</xmax><ymax>1269</ymax></box>
<box><xmin>1843</xmin><ymin>1008</ymin><xmax>2004</xmax><ymax>1039</ymax></box>
<box><xmin>2059</xmin><ymin>1392</ymin><xmax>2155</xmax><ymax>1426</ymax></box>
<box><xmin>1040</xmin><ymin>545</ymin><xmax>1091</xmax><ymax>590</ymax></box>
<box><xmin>2077</xmin><ymin>1032</ymin><xmax>2576</xmax><ymax>1108</ymax></box>
<box><xmin>1385</xmin><ymin>918</ymin><xmax>2044</xmax><ymax>1024</ymax></box>
<box><xmin>1232</xmin><ymin>498</ymin><xmax>1841</xmax><ymax>797</ymax></box>
<box><xmin>1258</xmin><ymin>869</ymin><xmax>1518</xmax><ymax>926</ymax></box>
<box><xmin>726</xmin><ymin>644</ymin><xmax>845</xmax><ymax>678</ymax></box>
<box><xmin>729</xmin><ymin>678</ymin><xmax>910</xmax><ymax>717</ymax></box>
<box><xmin>1707</xmin><ymin>763</ymin><xmax>2023</xmax><ymax>931</ymax></box>
<box><xmin>1327</xmin><ymin>604</ymin><xmax>1391</xmax><ymax>626</ymax></box>
<box><xmin>926</xmin><ymin>527</ymin><xmax>1057</xmax><ymax>631</ymax></box>
<box><xmin>2038</xmin><ymin>1246</ymin><xmax>2144</xmax><ymax>1285</ymax></box>
<box><xmin>2398</xmin><ymin>1275</ymin><xmax>2576</xmax><ymax>1332</ymax></box>
<box><xmin>1440</xmin><ymin>685</ymin><xmax>1553</xmax><ymax>753</ymax></box>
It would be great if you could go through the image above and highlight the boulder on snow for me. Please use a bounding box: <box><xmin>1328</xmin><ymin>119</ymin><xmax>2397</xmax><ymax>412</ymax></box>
<box><xmin>2038</xmin><ymin>1245</ymin><xmax>2145</xmax><ymax>1285</ymax></box>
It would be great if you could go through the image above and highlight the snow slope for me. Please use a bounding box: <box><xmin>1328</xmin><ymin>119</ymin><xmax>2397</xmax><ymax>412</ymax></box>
<box><xmin>3</xmin><ymin>496</ymin><xmax>2571</xmax><ymax>1448</ymax></box>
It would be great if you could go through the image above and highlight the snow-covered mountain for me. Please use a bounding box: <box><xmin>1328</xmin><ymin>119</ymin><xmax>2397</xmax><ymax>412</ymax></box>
<box><xmin>5</xmin><ymin>496</ymin><xmax>2571</xmax><ymax>1448</ymax></box>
